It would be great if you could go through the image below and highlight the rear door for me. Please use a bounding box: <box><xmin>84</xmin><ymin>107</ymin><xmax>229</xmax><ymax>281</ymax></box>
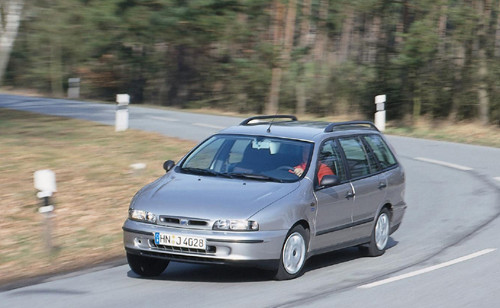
<box><xmin>338</xmin><ymin>136</ymin><xmax>385</xmax><ymax>239</ymax></box>
<box><xmin>362</xmin><ymin>134</ymin><xmax>405</xmax><ymax>207</ymax></box>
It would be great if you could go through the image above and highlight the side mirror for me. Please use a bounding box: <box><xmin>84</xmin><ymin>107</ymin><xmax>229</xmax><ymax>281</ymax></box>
<box><xmin>319</xmin><ymin>175</ymin><xmax>340</xmax><ymax>188</ymax></box>
<box><xmin>163</xmin><ymin>160</ymin><xmax>175</xmax><ymax>173</ymax></box>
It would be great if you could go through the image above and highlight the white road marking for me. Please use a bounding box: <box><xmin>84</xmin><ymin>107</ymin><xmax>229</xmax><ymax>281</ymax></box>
<box><xmin>193</xmin><ymin>122</ymin><xmax>225</xmax><ymax>130</ymax></box>
<box><xmin>359</xmin><ymin>248</ymin><xmax>496</xmax><ymax>289</ymax></box>
<box><xmin>414</xmin><ymin>157</ymin><xmax>473</xmax><ymax>171</ymax></box>
<box><xmin>149</xmin><ymin>116</ymin><xmax>180</xmax><ymax>122</ymax></box>
<box><xmin>494</xmin><ymin>177</ymin><xmax>500</xmax><ymax>182</ymax></box>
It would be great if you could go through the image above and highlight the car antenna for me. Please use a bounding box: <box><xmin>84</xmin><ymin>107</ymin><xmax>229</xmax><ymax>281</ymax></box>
<box><xmin>267</xmin><ymin>111</ymin><xmax>279</xmax><ymax>133</ymax></box>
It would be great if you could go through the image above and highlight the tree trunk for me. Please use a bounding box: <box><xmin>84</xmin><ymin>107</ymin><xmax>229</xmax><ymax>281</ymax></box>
<box><xmin>295</xmin><ymin>77</ymin><xmax>306</xmax><ymax>115</ymax></box>
<box><xmin>366</xmin><ymin>15</ymin><xmax>381</xmax><ymax>64</ymax></box>
<box><xmin>495</xmin><ymin>0</ymin><xmax>500</xmax><ymax>57</ymax></box>
<box><xmin>0</xmin><ymin>0</ymin><xmax>24</xmax><ymax>86</ymax></box>
<box><xmin>396</xmin><ymin>0</ymin><xmax>409</xmax><ymax>51</ymax></box>
<box><xmin>448</xmin><ymin>43</ymin><xmax>466</xmax><ymax>121</ymax></box>
<box><xmin>266</xmin><ymin>0</ymin><xmax>296</xmax><ymax>115</ymax></box>
<box><xmin>298</xmin><ymin>0</ymin><xmax>311</xmax><ymax>48</ymax></box>
<box><xmin>477</xmin><ymin>48</ymin><xmax>489</xmax><ymax>125</ymax></box>
<box><xmin>266</xmin><ymin>0</ymin><xmax>284</xmax><ymax>115</ymax></box>
<box><xmin>50</xmin><ymin>37</ymin><xmax>63</xmax><ymax>96</ymax></box>
<box><xmin>283</xmin><ymin>0</ymin><xmax>296</xmax><ymax>62</ymax></box>
<box><xmin>437</xmin><ymin>3</ymin><xmax>448</xmax><ymax>57</ymax></box>
<box><xmin>311</xmin><ymin>0</ymin><xmax>328</xmax><ymax>112</ymax></box>
<box><xmin>476</xmin><ymin>0</ymin><xmax>492</xmax><ymax>125</ymax></box>
<box><xmin>352</xmin><ymin>17</ymin><xmax>361</xmax><ymax>62</ymax></box>
<box><xmin>296</xmin><ymin>0</ymin><xmax>312</xmax><ymax>115</ymax></box>
<box><xmin>313</xmin><ymin>0</ymin><xmax>328</xmax><ymax>62</ymax></box>
<box><xmin>339</xmin><ymin>7</ymin><xmax>354</xmax><ymax>63</ymax></box>
<box><xmin>268</xmin><ymin>67</ymin><xmax>283</xmax><ymax>114</ymax></box>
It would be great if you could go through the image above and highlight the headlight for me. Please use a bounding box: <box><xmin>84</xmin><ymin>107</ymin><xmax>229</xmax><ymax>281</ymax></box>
<box><xmin>129</xmin><ymin>208</ymin><xmax>157</xmax><ymax>224</ymax></box>
<box><xmin>213</xmin><ymin>219</ymin><xmax>259</xmax><ymax>231</ymax></box>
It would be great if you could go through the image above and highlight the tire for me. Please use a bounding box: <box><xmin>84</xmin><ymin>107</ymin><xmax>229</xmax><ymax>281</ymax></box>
<box><xmin>364</xmin><ymin>208</ymin><xmax>391</xmax><ymax>257</ymax></box>
<box><xmin>127</xmin><ymin>252</ymin><xmax>169</xmax><ymax>277</ymax></box>
<box><xmin>275</xmin><ymin>225</ymin><xmax>309</xmax><ymax>280</ymax></box>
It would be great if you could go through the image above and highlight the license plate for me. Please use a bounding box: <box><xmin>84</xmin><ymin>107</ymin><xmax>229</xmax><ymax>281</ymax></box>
<box><xmin>154</xmin><ymin>232</ymin><xmax>206</xmax><ymax>250</ymax></box>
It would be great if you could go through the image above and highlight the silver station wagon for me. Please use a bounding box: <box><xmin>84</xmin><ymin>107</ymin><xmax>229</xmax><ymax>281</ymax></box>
<box><xmin>123</xmin><ymin>115</ymin><xmax>406</xmax><ymax>280</ymax></box>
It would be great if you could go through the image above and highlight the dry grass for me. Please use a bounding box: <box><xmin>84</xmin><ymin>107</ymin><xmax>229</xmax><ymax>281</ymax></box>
<box><xmin>296</xmin><ymin>113</ymin><xmax>500</xmax><ymax>148</ymax></box>
<box><xmin>0</xmin><ymin>109</ymin><xmax>195</xmax><ymax>285</ymax></box>
<box><xmin>385</xmin><ymin>118</ymin><xmax>500</xmax><ymax>148</ymax></box>
<box><xmin>300</xmin><ymin>113</ymin><xmax>500</xmax><ymax>148</ymax></box>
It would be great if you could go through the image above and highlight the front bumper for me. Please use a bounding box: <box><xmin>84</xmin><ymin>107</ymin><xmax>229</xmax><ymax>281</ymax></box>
<box><xmin>123</xmin><ymin>219</ymin><xmax>287</xmax><ymax>270</ymax></box>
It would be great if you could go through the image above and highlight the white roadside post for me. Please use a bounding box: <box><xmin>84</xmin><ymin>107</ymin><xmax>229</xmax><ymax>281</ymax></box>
<box><xmin>34</xmin><ymin>169</ymin><xmax>57</xmax><ymax>252</ymax></box>
<box><xmin>67</xmin><ymin>78</ymin><xmax>80</xmax><ymax>99</ymax></box>
<box><xmin>116</xmin><ymin>94</ymin><xmax>130</xmax><ymax>132</ymax></box>
<box><xmin>374</xmin><ymin>94</ymin><xmax>386</xmax><ymax>131</ymax></box>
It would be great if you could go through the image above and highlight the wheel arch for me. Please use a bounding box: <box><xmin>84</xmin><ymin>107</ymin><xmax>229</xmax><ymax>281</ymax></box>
<box><xmin>294</xmin><ymin>219</ymin><xmax>310</xmax><ymax>233</ymax></box>
<box><xmin>379</xmin><ymin>202</ymin><xmax>393</xmax><ymax>221</ymax></box>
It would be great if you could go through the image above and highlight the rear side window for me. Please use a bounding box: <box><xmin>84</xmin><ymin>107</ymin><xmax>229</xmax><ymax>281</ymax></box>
<box><xmin>363</xmin><ymin>135</ymin><xmax>397</xmax><ymax>169</ymax></box>
<box><xmin>339</xmin><ymin>137</ymin><xmax>376</xmax><ymax>178</ymax></box>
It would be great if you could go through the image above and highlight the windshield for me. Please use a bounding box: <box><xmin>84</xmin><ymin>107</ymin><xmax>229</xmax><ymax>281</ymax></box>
<box><xmin>180</xmin><ymin>135</ymin><xmax>313</xmax><ymax>182</ymax></box>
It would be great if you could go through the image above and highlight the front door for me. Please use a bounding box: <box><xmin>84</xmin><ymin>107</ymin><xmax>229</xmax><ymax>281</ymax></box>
<box><xmin>311</xmin><ymin>139</ymin><xmax>354</xmax><ymax>251</ymax></box>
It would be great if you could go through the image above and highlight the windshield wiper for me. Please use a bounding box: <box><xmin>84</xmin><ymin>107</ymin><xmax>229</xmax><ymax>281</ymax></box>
<box><xmin>181</xmin><ymin>167</ymin><xmax>233</xmax><ymax>178</ymax></box>
<box><xmin>181</xmin><ymin>167</ymin><xmax>218</xmax><ymax>176</ymax></box>
<box><xmin>181</xmin><ymin>168</ymin><xmax>282</xmax><ymax>182</ymax></box>
<box><xmin>225</xmin><ymin>172</ymin><xmax>283</xmax><ymax>183</ymax></box>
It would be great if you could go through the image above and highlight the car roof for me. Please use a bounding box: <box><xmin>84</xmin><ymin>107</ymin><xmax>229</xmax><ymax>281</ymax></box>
<box><xmin>218</xmin><ymin>116</ymin><xmax>380</xmax><ymax>142</ymax></box>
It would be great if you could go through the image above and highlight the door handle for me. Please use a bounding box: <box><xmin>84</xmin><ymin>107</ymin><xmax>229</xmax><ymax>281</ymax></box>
<box><xmin>378</xmin><ymin>182</ymin><xmax>387</xmax><ymax>189</ymax></box>
<box><xmin>345</xmin><ymin>191</ymin><xmax>355</xmax><ymax>199</ymax></box>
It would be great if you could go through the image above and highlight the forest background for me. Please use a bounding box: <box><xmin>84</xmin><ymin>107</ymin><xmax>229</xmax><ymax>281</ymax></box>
<box><xmin>2</xmin><ymin>0</ymin><xmax>500</xmax><ymax>125</ymax></box>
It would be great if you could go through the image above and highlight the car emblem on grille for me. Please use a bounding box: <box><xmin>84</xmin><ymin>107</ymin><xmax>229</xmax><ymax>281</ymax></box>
<box><xmin>180</xmin><ymin>219</ymin><xmax>189</xmax><ymax>226</ymax></box>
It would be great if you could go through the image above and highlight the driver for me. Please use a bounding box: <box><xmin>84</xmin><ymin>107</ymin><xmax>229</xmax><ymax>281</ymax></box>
<box><xmin>292</xmin><ymin>147</ymin><xmax>334</xmax><ymax>182</ymax></box>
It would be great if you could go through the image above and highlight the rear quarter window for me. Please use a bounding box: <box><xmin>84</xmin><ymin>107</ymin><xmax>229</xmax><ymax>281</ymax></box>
<box><xmin>338</xmin><ymin>137</ymin><xmax>375</xmax><ymax>178</ymax></box>
<box><xmin>363</xmin><ymin>135</ymin><xmax>397</xmax><ymax>169</ymax></box>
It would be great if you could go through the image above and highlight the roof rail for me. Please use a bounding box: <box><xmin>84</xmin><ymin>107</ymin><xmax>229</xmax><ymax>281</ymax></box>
<box><xmin>324</xmin><ymin>121</ymin><xmax>379</xmax><ymax>132</ymax></box>
<box><xmin>240</xmin><ymin>115</ymin><xmax>298</xmax><ymax>126</ymax></box>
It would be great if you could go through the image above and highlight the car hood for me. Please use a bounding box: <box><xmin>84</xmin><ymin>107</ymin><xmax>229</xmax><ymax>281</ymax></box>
<box><xmin>131</xmin><ymin>172</ymin><xmax>301</xmax><ymax>220</ymax></box>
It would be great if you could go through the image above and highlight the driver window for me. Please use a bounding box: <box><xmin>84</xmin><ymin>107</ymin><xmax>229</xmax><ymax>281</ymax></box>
<box><xmin>318</xmin><ymin>140</ymin><xmax>347</xmax><ymax>182</ymax></box>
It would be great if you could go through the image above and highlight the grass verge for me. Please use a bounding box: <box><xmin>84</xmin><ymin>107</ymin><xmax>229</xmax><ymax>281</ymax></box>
<box><xmin>299</xmin><ymin>113</ymin><xmax>500</xmax><ymax>148</ymax></box>
<box><xmin>0</xmin><ymin>109</ymin><xmax>195</xmax><ymax>286</ymax></box>
<box><xmin>385</xmin><ymin>119</ymin><xmax>500</xmax><ymax>148</ymax></box>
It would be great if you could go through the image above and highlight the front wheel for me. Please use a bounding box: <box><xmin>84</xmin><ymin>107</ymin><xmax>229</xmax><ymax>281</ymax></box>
<box><xmin>127</xmin><ymin>252</ymin><xmax>169</xmax><ymax>277</ymax></box>
<box><xmin>363</xmin><ymin>208</ymin><xmax>390</xmax><ymax>257</ymax></box>
<box><xmin>275</xmin><ymin>225</ymin><xmax>309</xmax><ymax>280</ymax></box>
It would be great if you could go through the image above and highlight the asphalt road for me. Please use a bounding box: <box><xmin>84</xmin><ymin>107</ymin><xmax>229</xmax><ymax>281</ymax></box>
<box><xmin>1</xmin><ymin>94</ymin><xmax>500</xmax><ymax>307</ymax></box>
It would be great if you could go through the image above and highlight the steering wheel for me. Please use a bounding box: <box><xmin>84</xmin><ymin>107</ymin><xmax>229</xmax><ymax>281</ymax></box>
<box><xmin>277</xmin><ymin>166</ymin><xmax>296</xmax><ymax>173</ymax></box>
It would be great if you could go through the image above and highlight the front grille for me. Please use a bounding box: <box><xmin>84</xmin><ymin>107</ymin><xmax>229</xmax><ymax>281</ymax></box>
<box><xmin>163</xmin><ymin>217</ymin><xmax>180</xmax><ymax>224</ymax></box>
<box><xmin>188</xmin><ymin>220</ymin><xmax>207</xmax><ymax>226</ymax></box>
<box><xmin>150</xmin><ymin>240</ymin><xmax>216</xmax><ymax>254</ymax></box>
<box><xmin>158</xmin><ymin>215</ymin><xmax>209</xmax><ymax>228</ymax></box>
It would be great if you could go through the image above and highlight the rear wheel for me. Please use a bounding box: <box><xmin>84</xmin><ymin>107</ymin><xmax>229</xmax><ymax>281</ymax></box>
<box><xmin>363</xmin><ymin>208</ymin><xmax>390</xmax><ymax>257</ymax></box>
<box><xmin>275</xmin><ymin>225</ymin><xmax>309</xmax><ymax>280</ymax></box>
<box><xmin>127</xmin><ymin>252</ymin><xmax>169</xmax><ymax>277</ymax></box>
